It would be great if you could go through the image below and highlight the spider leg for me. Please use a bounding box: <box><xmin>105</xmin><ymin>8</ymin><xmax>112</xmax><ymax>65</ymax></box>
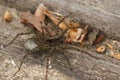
<box><xmin>63</xmin><ymin>52</ymin><xmax>73</xmax><ymax>71</ymax></box>
<box><xmin>12</xmin><ymin>52</ymin><xmax>29</xmax><ymax>77</ymax></box>
<box><xmin>45</xmin><ymin>56</ymin><xmax>49</xmax><ymax>80</ymax></box>
<box><xmin>45</xmin><ymin>47</ymin><xmax>54</xmax><ymax>80</ymax></box>
<box><xmin>5</xmin><ymin>32</ymin><xmax>33</xmax><ymax>47</ymax></box>
<box><xmin>57</xmin><ymin>45</ymin><xmax>73</xmax><ymax>71</ymax></box>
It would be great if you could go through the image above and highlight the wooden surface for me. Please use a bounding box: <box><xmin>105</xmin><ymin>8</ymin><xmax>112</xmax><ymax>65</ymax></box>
<box><xmin>0</xmin><ymin>0</ymin><xmax>120</xmax><ymax>80</ymax></box>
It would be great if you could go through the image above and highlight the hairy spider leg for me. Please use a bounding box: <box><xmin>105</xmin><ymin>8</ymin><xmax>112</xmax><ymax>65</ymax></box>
<box><xmin>63</xmin><ymin>53</ymin><xmax>73</xmax><ymax>71</ymax></box>
<box><xmin>5</xmin><ymin>32</ymin><xmax>33</xmax><ymax>47</ymax></box>
<box><xmin>45</xmin><ymin>47</ymin><xmax>54</xmax><ymax>80</ymax></box>
<box><xmin>12</xmin><ymin>52</ymin><xmax>29</xmax><ymax>77</ymax></box>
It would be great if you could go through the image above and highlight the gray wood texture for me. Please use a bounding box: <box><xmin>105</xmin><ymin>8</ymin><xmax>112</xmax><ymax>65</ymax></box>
<box><xmin>0</xmin><ymin>0</ymin><xmax>120</xmax><ymax>80</ymax></box>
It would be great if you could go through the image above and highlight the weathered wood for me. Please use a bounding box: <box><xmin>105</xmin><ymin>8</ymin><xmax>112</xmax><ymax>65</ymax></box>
<box><xmin>0</xmin><ymin>0</ymin><xmax>120</xmax><ymax>80</ymax></box>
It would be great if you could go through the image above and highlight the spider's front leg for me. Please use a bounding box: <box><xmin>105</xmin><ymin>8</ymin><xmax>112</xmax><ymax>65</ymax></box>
<box><xmin>3</xmin><ymin>32</ymin><xmax>33</xmax><ymax>48</ymax></box>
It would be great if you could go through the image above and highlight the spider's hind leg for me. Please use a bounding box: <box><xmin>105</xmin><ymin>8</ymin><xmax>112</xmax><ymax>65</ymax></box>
<box><xmin>45</xmin><ymin>47</ymin><xmax>54</xmax><ymax>80</ymax></box>
<box><xmin>63</xmin><ymin>52</ymin><xmax>73</xmax><ymax>71</ymax></box>
<box><xmin>12</xmin><ymin>52</ymin><xmax>29</xmax><ymax>77</ymax></box>
<box><xmin>56</xmin><ymin>47</ymin><xmax>73</xmax><ymax>72</ymax></box>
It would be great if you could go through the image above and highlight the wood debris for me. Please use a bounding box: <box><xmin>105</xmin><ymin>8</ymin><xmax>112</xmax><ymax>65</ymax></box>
<box><xmin>111</xmin><ymin>53</ymin><xmax>120</xmax><ymax>60</ymax></box>
<box><xmin>109</xmin><ymin>51</ymin><xmax>120</xmax><ymax>60</ymax></box>
<box><xmin>65</xmin><ymin>28</ymin><xmax>83</xmax><ymax>43</ymax></box>
<box><xmin>96</xmin><ymin>45</ymin><xmax>106</xmax><ymax>53</ymax></box>
<box><xmin>20</xmin><ymin>3</ymin><xmax>105</xmax><ymax>46</ymax></box>
<box><xmin>107</xmin><ymin>43</ymin><xmax>114</xmax><ymax>51</ymax></box>
<box><xmin>21</xmin><ymin>3</ymin><xmax>46</xmax><ymax>33</ymax></box>
<box><xmin>106</xmin><ymin>41</ymin><xmax>120</xmax><ymax>60</ymax></box>
<box><xmin>4</xmin><ymin>10</ymin><xmax>12</xmax><ymax>22</ymax></box>
<box><xmin>78</xmin><ymin>25</ymin><xmax>88</xmax><ymax>43</ymax></box>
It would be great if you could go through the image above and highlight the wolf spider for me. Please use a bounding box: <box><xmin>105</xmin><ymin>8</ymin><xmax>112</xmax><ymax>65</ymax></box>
<box><xmin>5</xmin><ymin>14</ymin><xmax>95</xmax><ymax>80</ymax></box>
<box><xmin>4</xmin><ymin>16</ymin><xmax>80</xmax><ymax>80</ymax></box>
<box><xmin>6</xmin><ymin>29</ymin><xmax>74</xmax><ymax>80</ymax></box>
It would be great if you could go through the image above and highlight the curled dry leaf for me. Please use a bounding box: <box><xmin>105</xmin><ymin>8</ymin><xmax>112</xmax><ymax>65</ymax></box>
<box><xmin>45</xmin><ymin>9</ymin><xmax>70</xmax><ymax>31</ymax></box>
<box><xmin>65</xmin><ymin>25</ymin><xmax>88</xmax><ymax>43</ymax></box>
<box><xmin>4</xmin><ymin>10</ymin><xmax>12</xmax><ymax>22</ymax></box>
<box><xmin>96</xmin><ymin>45</ymin><xmax>106</xmax><ymax>53</ymax></box>
<box><xmin>44</xmin><ymin>9</ymin><xmax>60</xmax><ymax>25</ymax></box>
<box><xmin>44</xmin><ymin>7</ymin><xmax>89</xmax><ymax>43</ymax></box>
<box><xmin>78</xmin><ymin>25</ymin><xmax>88</xmax><ymax>43</ymax></box>
<box><xmin>34</xmin><ymin>3</ymin><xmax>45</xmax><ymax>23</ymax></box>
<box><xmin>21</xmin><ymin>3</ymin><xmax>46</xmax><ymax>33</ymax></box>
<box><xmin>21</xmin><ymin>11</ymin><xmax>43</xmax><ymax>33</ymax></box>
<box><xmin>66</xmin><ymin>28</ymin><xmax>83</xmax><ymax>43</ymax></box>
<box><xmin>44</xmin><ymin>7</ymin><xmax>88</xmax><ymax>44</ymax></box>
<box><xmin>44</xmin><ymin>8</ymin><xmax>81</xmax><ymax>30</ymax></box>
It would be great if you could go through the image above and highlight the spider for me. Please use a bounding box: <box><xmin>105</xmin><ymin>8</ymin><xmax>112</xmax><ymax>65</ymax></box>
<box><xmin>4</xmin><ymin>14</ymin><xmax>97</xmax><ymax>80</ymax></box>
<box><xmin>11</xmin><ymin>33</ymin><xmax>71</xmax><ymax>79</ymax></box>
<box><xmin>4</xmin><ymin>15</ymin><xmax>78</xmax><ymax>80</ymax></box>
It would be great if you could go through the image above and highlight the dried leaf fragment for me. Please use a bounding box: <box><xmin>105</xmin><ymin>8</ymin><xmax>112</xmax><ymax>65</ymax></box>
<box><xmin>4</xmin><ymin>10</ymin><xmax>12</xmax><ymax>22</ymax></box>
<box><xmin>21</xmin><ymin>11</ymin><xmax>43</xmax><ymax>32</ymax></box>
<box><xmin>78</xmin><ymin>25</ymin><xmax>88</xmax><ymax>43</ymax></box>
<box><xmin>44</xmin><ymin>8</ymin><xmax>81</xmax><ymax>30</ymax></box>
<box><xmin>112</xmin><ymin>53</ymin><xmax>120</xmax><ymax>60</ymax></box>
<box><xmin>110</xmin><ymin>51</ymin><xmax>120</xmax><ymax>60</ymax></box>
<box><xmin>96</xmin><ymin>45</ymin><xmax>106</xmax><ymax>53</ymax></box>
<box><xmin>44</xmin><ymin>6</ymin><xmax>90</xmax><ymax>44</ymax></box>
<box><xmin>65</xmin><ymin>25</ymin><xmax>88</xmax><ymax>44</ymax></box>
<box><xmin>66</xmin><ymin>28</ymin><xmax>83</xmax><ymax>42</ymax></box>
<box><xmin>44</xmin><ymin>9</ymin><xmax>61</xmax><ymax>25</ymax></box>
<box><xmin>107</xmin><ymin>43</ymin><xmax>114</xmax><ymax>51</ymax></box>
<box><xmin>21</xmin><ymin>3</ymin><xmax>46</xmax><ymax>33</ymax></box>
<box><xmin>34</xmin><ymin>3</ymin><xmax>45</xmax><ymax>24</ymax></box>
<box><xmin>59</xmin><ymin>22</ymin><xmax>68</xmax><ymax>30</ymax></box>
